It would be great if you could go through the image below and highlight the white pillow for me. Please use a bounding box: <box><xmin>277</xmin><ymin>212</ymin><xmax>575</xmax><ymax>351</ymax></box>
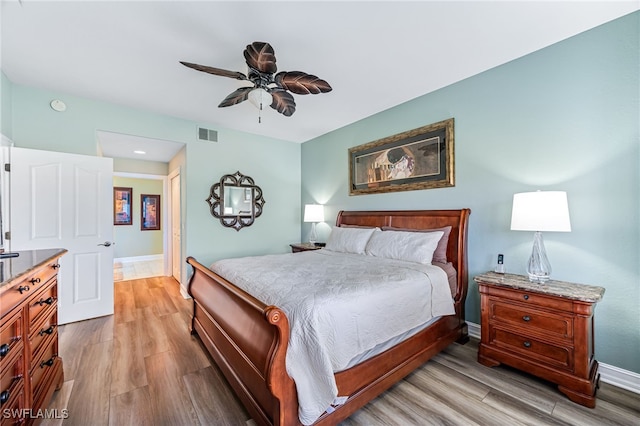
<box><xmin>365</xmin><ymin>228</ymin><xmax>444</xmax><ymax>264</ymax></box>
<box><xmin>324</xmin><ymin>226</ymin><xmax>377</xmax><ymax>254</ymax></box>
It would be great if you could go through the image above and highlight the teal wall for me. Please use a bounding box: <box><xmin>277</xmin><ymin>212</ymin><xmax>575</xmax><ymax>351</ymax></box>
<box><xmin>301</xmin><ymin>13</ymin><xmax>639</xmax><ymax>373</ymax></box>
<box><xmin>112</xmin><ymin>176</ymin><xmax>164</xmax><ymax>258</ymax></box>
<box><xmin>1</xmin><ymin>71</ymin><xmax>12</xmax><ymax>138</ymax></box>
<box><xmin>5</xmin><ymin>82</ymin><xmax>302</xmax><ymax>282</ymax></box>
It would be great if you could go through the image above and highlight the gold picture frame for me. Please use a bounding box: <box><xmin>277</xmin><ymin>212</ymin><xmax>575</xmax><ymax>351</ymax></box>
<box><xmin>349</xmin><ymin>118</ymin><xmax>454</xmax><ymax>195</ymax></box>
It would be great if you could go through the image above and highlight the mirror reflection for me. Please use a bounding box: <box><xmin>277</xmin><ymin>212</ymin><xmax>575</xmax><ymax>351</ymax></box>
<box><xmin>223</xmin><ymin>186</ymin><xmax>253</xmax><ymax>216</ymax></box>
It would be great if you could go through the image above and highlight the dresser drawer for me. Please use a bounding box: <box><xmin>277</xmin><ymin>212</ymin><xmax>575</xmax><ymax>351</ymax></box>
<box><xmin>30</xmin><ymin>336</ymin><xmax>59</xmax><ymax>401</ymax></box>
<box><xmin>0</xmin><ymin>380</ymin><xmax>24</xmax><ymax>426</ymax></box>
<box><xmin>1</xmin><ymin>286</ymin><xmax>31</xmax><ymax>323</ymax></box>
<box><xmin>489</xmin><ymin>299</ymin><xmax>573</xmax><ymax>340</ymax></box>
<box><xmin>1</xmin><ymin>354</ymin><xmax>23</xmax><ymax>410</ymax></box>
<box><xmin>28</xmin><ymin>283</ymin><xmax>58</xmax><ymax>335</ymax></box>
<box><xmin>0</xmin><ymin>311</ymin><xmax>23</xmax><ymax>368</ymax></box>
<box><xmin>29</xmin><ymin>309</ymin><xmax>58</xmax><ymax>361</ymax></box>
<box><xmin>491</xmin><ymin>328</ymin><xmax>574</xmax><ymax>372</ymax></box>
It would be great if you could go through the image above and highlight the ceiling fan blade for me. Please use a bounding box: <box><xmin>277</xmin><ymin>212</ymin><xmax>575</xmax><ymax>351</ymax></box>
<box><xmin>244</xmin><ymin>42</ymin><xmax>277</xmax><ymax>74</ymax></box>
<box><xmin>274</xmin><ymin>71</ymin><xmax>332</xmax><ymax>95</ymax></box>
<box><xmin>270</xmin><ymin>89</ymin><xmax>296</xmax><ymax>117</ymax></box>
<box><xmin>180</xmin><ymin>61</ymin><xmax>248</xmax><ymax>81</ymax></box>
<box><xmin>218</xmin><ymin>87</ymin><xmax>253</xmax><ymax>108</ymax></box>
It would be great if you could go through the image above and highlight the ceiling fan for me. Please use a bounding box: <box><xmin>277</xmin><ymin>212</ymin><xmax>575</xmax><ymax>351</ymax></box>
<box><xmin>180</xmin><ymin>41</ymin><xmax>332</xmax><ymax>118</ymax></box>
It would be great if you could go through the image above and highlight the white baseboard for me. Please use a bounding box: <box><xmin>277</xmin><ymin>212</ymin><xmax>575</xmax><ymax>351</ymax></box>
<box><xmin>179</xmin><ymin>284</ymin><xmax>191</xmax><ymax>299</ymax></box>
<box><xmin>114</xmin><ymin>254</ymin><xmax>163</xmax><ymax>264</ymax></box>
<box><xmin>465</xmin><ymin>321</ymin><xmax>639</xmax><ymax>395</ymax></box>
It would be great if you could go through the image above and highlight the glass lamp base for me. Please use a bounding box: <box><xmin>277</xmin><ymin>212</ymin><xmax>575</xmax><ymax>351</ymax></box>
<box><xmin>527</xmin><ymin>231</ymin><xmax>552</xmax><ymax>283</ymax></box>
<box><xmin>309</xmin><ymin>222</ymin><xmax>318</xmax><ymax>245</ymax></box>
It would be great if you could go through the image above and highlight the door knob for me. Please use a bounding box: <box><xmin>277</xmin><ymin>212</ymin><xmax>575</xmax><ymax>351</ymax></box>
<box><xmin>98</xmin><ymin>241</ymin><xmax>114</xmax><ymax>247</ymax></box>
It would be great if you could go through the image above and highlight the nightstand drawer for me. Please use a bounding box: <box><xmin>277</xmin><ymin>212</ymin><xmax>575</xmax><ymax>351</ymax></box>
<box><xmin>491</xmin><ymin>328</ymin><xmax>574</xmax><ymax>371</ymax></box>
<box><xmin>489</xmin><ymin>299</ymin><xmax>573</xmax><ymax>340</ymax></box>
<box><xmin>482</xmin><ymin>285</ymin><xmax>574</xmax><ymax>312</ymax></box>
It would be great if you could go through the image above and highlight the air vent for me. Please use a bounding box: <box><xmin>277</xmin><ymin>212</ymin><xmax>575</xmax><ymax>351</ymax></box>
<box><xmin>198</xmin><ymin>127</ymin><xmax>218</xmax><ymax>142</ymax></box>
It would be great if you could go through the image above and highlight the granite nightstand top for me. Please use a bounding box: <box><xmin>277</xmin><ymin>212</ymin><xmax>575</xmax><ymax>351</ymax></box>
<box><xmin>474</xmin><ymin>271</ymin><xmax>605</xmax><ymax>303</ymax></box>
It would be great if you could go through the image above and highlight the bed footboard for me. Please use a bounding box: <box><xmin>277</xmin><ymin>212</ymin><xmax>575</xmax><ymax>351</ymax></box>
<box><xmin>186</xmin><ymin>256</ymin><xmax>298</xmax><ymax>425</ymax></box>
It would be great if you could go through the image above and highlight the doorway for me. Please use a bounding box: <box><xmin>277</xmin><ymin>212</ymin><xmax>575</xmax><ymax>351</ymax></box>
<box><xmin>112</xmin><ymin>172</ymin><xmax>180</xmax><ymax>283</ymax></box>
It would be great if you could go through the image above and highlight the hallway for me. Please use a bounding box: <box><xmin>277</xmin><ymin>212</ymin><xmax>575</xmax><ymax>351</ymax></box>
<box><xmin>114</xmin><ymin>258</ymin><xmax>164</xmax><ymax>281</ymax></box>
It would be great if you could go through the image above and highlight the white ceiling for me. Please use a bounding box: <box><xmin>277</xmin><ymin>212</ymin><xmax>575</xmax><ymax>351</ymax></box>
<box><xmin>2</xmin><ymin>1</ymin><xmax>638</xmax><ymax>161</ymax></box>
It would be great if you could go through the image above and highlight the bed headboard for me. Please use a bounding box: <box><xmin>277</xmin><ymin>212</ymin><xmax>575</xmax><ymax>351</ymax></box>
<box><xmin>336</xmin><ymin>209</ymin><xmax>471</xmax><ymax>303</ymax></box>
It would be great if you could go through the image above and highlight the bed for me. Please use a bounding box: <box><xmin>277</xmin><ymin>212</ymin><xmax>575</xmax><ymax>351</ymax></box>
<box><xmin>186</xmin><ymin>209</ymin><xmax>470</xmax><ymax>425</ymax></box>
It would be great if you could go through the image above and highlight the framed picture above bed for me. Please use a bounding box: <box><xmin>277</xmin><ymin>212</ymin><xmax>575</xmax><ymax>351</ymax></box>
<box><xmin>349</xmin><ymin>118</ymin><xmax>454</xmax><ymax>195</ymax></box>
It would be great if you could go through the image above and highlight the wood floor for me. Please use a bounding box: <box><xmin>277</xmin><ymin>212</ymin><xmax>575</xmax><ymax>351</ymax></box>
<box><xmin>43</xmin><ymin>276</ymin><xmax>639</xmax><ymax>426</ymax></box>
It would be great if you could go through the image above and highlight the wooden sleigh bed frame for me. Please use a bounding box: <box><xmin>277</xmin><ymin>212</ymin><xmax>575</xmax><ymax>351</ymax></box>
<box><xmin>186</xmin><ymin>209</ymin><xmax>471</xmax><ymax>425</ymax></box>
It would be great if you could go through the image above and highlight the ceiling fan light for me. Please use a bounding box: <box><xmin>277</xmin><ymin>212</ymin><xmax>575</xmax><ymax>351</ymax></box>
<box><xmin>248</xmin><ymin>88</ymin><xmax>272</xmax><ymax>110</ymax></box>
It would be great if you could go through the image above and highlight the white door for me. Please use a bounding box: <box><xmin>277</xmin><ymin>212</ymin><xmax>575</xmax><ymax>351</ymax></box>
<box><xmin>170</xmin><ymin>172</ymin><xmax>181</xmax><ymax>282</ymax></box>
<box><xmin>9</xmin><ymin>147</ymin><xmax>114</xmax><ymax>324</ymax></box>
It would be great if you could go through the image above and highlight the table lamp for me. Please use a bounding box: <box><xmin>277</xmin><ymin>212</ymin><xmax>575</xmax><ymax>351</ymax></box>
<box><xmin>303</xmin><ymin>204</ymin><xmax>324</xmax><ymax>245</ymax></box>
<box><xmin>510</xmin><ymin>191</ymin><xmax>571</xmax><ymax>282</ymax></box>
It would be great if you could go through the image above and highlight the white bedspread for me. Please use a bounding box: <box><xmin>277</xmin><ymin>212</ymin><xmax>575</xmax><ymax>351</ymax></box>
<box><xmin>210</xmin><ymin>249</ymin><xmax>455</xmax><ymax>425</ymax></box>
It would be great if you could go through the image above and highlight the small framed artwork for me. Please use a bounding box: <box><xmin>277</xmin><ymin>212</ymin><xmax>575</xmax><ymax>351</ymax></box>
<box><xmin>349</xmin><ymin>118</ymin><xmax>455</xmax><ymax>195</ymax></box>
<box><xmin>141</xmin><ymin>194</ymin><xmax>160</xmax><ymax>231</ymax></box>
<box><xmin>114</xmin><ymin>187</ymin><xmax>133</xmax><ymax>225</ymax></box>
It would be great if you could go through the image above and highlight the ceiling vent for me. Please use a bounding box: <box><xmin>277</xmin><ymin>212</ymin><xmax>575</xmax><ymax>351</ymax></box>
<box><xmin>198</xmin><ymin>127</ymin><xmax>218</xmax><ymax>142</ymax></box>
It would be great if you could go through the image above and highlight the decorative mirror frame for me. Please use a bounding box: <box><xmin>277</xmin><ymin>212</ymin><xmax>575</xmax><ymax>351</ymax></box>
<box><xmin>206</xmin><ymin>171</ymin><xmax>266</xmax><ymax>231</ymax></box>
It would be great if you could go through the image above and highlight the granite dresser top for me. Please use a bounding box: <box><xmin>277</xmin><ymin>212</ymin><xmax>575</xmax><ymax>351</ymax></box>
<box><xmin>474</xmin><ymin>271</ymin><xmax>605</xmax><ymax>303</ymax></box>
<box><xmin>0</xmin><ymin>248</ymin><xmax>67</xmax><ymax>293</ymax></box>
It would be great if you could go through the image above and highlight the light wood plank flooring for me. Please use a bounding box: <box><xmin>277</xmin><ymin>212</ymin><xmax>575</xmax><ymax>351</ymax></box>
<box><xmin>44</xmin><ymin>276</ymin><xmax>639</xmax><ymax>425</ymax></box>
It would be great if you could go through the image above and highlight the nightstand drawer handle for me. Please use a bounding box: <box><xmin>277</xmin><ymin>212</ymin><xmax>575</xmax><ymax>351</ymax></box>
<box><xmin>523</xmin><ymin>341</ymin><xmax>531</xmax><ymax>348</ymax></box>
<box><xmin>0</xmin><ymin>390</ymin><xmax>9</xmax><ymax>405</ymax></box>
<box><xmin>522</xmin><ymin>315</ymin><xmax>531</xmax><ymax>322</ymax></box>
<box><xmin>523</xmin><ymin>294</ymin><xmax>529</xmax><ymax>300</ymax></box>
<box><xmin>0</xmin><ymin>344</ymin><xmax>9</xmax><ymax>358</ymax></box>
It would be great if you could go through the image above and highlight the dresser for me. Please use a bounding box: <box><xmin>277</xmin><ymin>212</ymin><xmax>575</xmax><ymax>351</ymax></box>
<box><xmin>0</xmin><ymin>249</ymin><xmax>67</xmax><ymax>425</ymax></box>
<box><xmin>475</xmin><ymin>272</ymin><xmax>605</xmax><ymax>408</ymax></box>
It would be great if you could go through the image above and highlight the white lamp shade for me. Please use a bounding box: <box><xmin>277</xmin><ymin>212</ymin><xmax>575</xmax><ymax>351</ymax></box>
<box><xmin>248</xmin><ymin>88</ymin><xmax>273</xmax><ymax>110</ymax></box>
<box><xmin>304</xmin><ymin>204</ymin><xmax>324</xmax><ymax>223</ymax></box>
<box><xmin>511</xmin><ymin>191</ymin><xmax>571</xmax><ymax>232</ymax></box>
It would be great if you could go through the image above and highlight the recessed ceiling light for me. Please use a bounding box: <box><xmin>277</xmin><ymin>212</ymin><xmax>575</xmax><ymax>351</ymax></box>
<box><xmin>134</xmin><ymin>150</ymin><xmax>146</xmax><ymax>155</ymax></box>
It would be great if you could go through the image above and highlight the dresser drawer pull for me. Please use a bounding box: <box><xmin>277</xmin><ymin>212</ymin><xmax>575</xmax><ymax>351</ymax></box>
<box><xmin>36</xmin><ymin>297</ymin><xmax>55</xmax><ymax>306</ymax></box>
<box><xmin>523</xmin><ymin>294</ymin><xmax>529</xmax><ymax>300</ymax></box>
<box><xmin>0</xmin><ymin>343</ymin><xmax>9</xmax><ymax>357</ymax></box>
<box><xmin>39</xmin><ymin>325</ymin><xmax>56</xmax><ymax>336</ymax></box>
<box><xmin>0</xmin><ymin>390</ymin><xmax>9</xmax><ymax>405</ymax></box>
<box><xmin>522</xmin><ymin>315</ymin><xmax>531</xmax><ymax>322</ymax></box>
<box><xmin>523</xmin><ymin>341</ymin><xmax>532</xmax><ymax>348</ymax></box>
<box><xmin>17</xmin><ymin>285</ymin><xmax>30</xmax><ymax>294</ymax></box>
<box><xmin>29</xmin><ymin>277</ymin><xmax>41</xmax><ymax>285</ymax></box>
<box><xmin>40</xmin><ymin>356</ymin><xmax>56</xmax><ymax>368</ymax></box>
<box><xmin>52</xmin><ymin>263</ymin><xmax>60</xmax><ymax>269</ymax></box>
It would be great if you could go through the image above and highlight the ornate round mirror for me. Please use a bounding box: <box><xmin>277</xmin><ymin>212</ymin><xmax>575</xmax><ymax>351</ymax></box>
<box><xmin>206</xmin><ymin>171</ymin><xmax>265</xmax><ymax>231</ymax></box>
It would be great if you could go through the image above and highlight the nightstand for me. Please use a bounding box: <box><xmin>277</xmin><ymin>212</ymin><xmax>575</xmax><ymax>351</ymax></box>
<box><xmin>475</xmin><ymin>272</ymin><xmax>605</xmax><ymax>408</ymax></box>
<box><xmin>289</xmin><ymin>243</ymin><xmax>324</xmax><ymax>253</ymax></box>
